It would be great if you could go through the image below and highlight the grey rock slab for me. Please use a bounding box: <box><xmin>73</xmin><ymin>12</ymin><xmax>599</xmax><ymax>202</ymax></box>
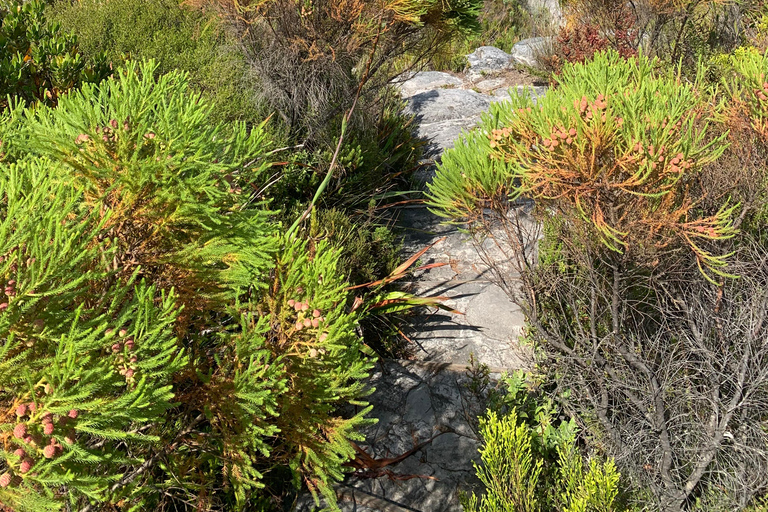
<box><xmin>395</xmin><ymin>71</ymin><xmax>464</xmax><ymax>98</ymax></box>
<box><xmin>511</xmin><ymin>36</ymin><xmax>555</xmax><ymax>68</ymax></box>
<box><xmin>295</xmin><ymin>361</ymin><xmax>486</xmax><ymax>512</ymax></box>
<box><xmin>404</xmin><ymin>88</ymin><xmax>491</xmax><ymax>124</ymax></box>
<box><xmin>465</xmin><ymin>46</ymin><xmax>514</xmax><ymax>78</ymax></box>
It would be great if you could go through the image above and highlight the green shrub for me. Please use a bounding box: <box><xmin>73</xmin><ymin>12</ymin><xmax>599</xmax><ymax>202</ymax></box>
<box><xmin>0</xmin><ymin>61</ymin><xmax>374</xmax><ymax>511</ymax></box>
<box><xmin>50</xmin><ymin>0</ymin><xmax>259</xmax><ymax>123</ymax></box>
<box><xmin>0</xmin><ymin>0</ymin><xmax>109</xmax><ymax>110</ymax></box>
<box><xmin>462</xmin><ymin>372</ymin><xmax>624</xmax><ymax>512</ymax></box>
<box><xmin>428</xmin><ymin>50</ymin><xmax>733</xmax><ymax>277</ymax></box>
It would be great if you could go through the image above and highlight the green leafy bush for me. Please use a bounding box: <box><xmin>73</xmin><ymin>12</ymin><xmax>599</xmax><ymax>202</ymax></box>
<box><xmin>0</xmin><ymin>0</ymin><xmax>109</xmax><ymax>110</ymax></box>
<box><xmin>50</xmin><ymin>0</ymin><xmax>259</xmax><ymax>123</ymax></box>
<box><xmin>462</xmin><ymin>372</ymin><xmax>623</xmax><ymax>512</ymax></box>
<box><xmin>0</xmin><ymin>61</ymin><xmax>374</xmax><ymax>511</ymax></box>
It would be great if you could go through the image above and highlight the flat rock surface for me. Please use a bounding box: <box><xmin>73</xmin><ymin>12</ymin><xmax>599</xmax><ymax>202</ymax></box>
<box><xmin>396</xmin><ymin>71</ymin><xmax>464</xmax><ymax>98</ymax></box>
<box><xmin>301</xmin><ymin>49</ymin><xmax>546</xmax><ymax>512</ymax></box>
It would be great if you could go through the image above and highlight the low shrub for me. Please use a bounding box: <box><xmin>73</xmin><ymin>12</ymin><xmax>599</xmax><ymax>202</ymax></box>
<box><xmin>0</xmin><ymin>0</ymin><xmax>109</xmax><ymax>110</ymax></box>
<box><xmin>462</xmin><ymin>371</ymin><xmax>624</xmax><ymax>512</ymax></box>
<box><xmin>50</xmin><ymin>0</ymin><xmax>260</xmax><ymax>123</ymax></box>
<box><xmin>429</xmin><ymin>51</ymin><xmax>768</xmax><ymax>510</ymax></box>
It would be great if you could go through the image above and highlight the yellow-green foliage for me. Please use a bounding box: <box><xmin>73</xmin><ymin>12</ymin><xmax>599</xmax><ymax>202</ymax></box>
<box><xmin>464</xmin><ymin>407</ymin><xmax>622</xmax><ymax>512</ymax></box>
<box><xmin>0</xmin><ymin>62</ymin><xmax>374</xmax><ymax>511</ymax></box>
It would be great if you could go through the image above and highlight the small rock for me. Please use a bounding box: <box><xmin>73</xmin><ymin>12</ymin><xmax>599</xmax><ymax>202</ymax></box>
<box><xmin>511</xmin><ymin>37</ymin><xmax>555</xmax><ymax>68</ymax></box>
<box><xmin>473</xmin><ymin>77</ymin><xmax>507</xmax><ymax>93</ymax></box>
<box><xmin>465</xmin><ymin>46</ymin><xmax>514</xmax><ymax>78</ymax></box>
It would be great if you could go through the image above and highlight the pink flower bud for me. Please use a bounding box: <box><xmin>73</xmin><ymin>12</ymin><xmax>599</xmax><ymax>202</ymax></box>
<box><xmin>67</xmin><ymin>409</ymin><xmax>78</xmax><ymax>419</ymax></box>
<box><xmin>124</xmin><ymin>368</ymin><xmax>134</xmax><ymax>379</ymax></box>
<box><xmin>312</xmin><ymin>309</ymin><xmax>321</xmax><ymax>318</ymax></box>
<box><xmin>13</xmin><ymin>448</ymin><xmax>25</xmax><ymax>458</ymax></box>
<box><xmin>112</xmin><ymin>343</ymin><xmax>121</xmax><ymax>353</ymax></box>
<box><xmin>311</xmin><ymin>319</ymin><xmax>319</xmax><ymax>328</ymax></box>
<box><xmin>19</xmin><ymin>459</ymin><xmax>32</xmax><ymax>473</ymax></box>
<box><xmin>41</xmin><ymin>412</ymin><xmax>52</xmax><ymax>423</ymax></box>
<box><xmin>22</xmin><ymin>434</ymin><xmax>34</xmax><ymax>446</ymax></box>
<box><xmin>287</xmin><ymin>299</ymin><xmax>295</xmax><ymax>307</ymax></box>
<box><xmin>43</xmin><ymin>445</ymin><xmax>56</xmax><ymax>459</ymax></box>
<box><xmin>0</xmin><ymin>473</ymin><xmax>11</xmax><ymax>488</ymax></box>
<box><xmin>124</xmin><ymin>339</ymin><xmax>135</xmax><ymax>351</ymax></box>
<box><xmin>0</xmin><ymin>303</ymin><xmax>8</xmax><ymax>311</ymax></box>
<box><xmin>28</xmin><ymin>402</ymin><xmax>36</xmax><ymax>412</ymax></box>
<box><xmin>119</xmin><ymin>329</ymin><xmax>127</xmax><ymax>337</ymax></box>
<box><xmin>319</xmin><ymin>333</ymin><xmax>328</xmax><ymax>342</ymax></box>
<box><xmin>15</xmin><ymin>404</ymin><xmax>28</xmax><ymax>417</ymax></box>
<box><xmin>303</xmin><ymin>318</ymin><xmax>311</xmax><ymax>328</ymax></box>
<box><xmin>301</xmin><ymin>303</ymin><xmax>309</xmax><ymax>311</ymax></box>
<box><xmin>13</xmin><ymin>423</ymin><xmax>27</xmax><ymax>439</ymax></box>
<box><xmin>43</xmin><ymin>422</ymin><xmax>54</xmax><ymax>435</ymax></box>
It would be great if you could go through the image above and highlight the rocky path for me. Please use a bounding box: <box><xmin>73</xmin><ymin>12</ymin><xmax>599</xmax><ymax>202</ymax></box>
<box><xmin>299</xmin><ymin>45</ymin><xmax>546</xmax><ymax>512</ymax></box>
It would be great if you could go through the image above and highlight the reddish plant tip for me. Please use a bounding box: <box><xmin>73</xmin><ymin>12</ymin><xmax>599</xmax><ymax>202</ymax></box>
<box><xmin>0</xmin><ymin>303</ymin><xmax>8</xmax><ymax>311</ymax></box>
<box><xmin>7</xmin><ymin>280</ymin><xmax>15</xmax><ymax>286</ymax></box>
<box><xmin>19</xmin><ymin>459</ymin><xmax>32</xmax><ymax>473</ymax></box>
<box><xmin>0</xmin><ymin>473</ymin><xmax>11</xmax><ymax>488</ymax></box>
<box><xmin>125</xmin><ymin>339</ymin><xmax>135</xmax><ymax>351</ymax></box>
<box><xmin>105</xmin><ymin>328</ymin><xmax>114</xmax><ymax>336</ymax></box>
<box><xmin>13</xmin><ymin>423</ymin><xmax>27</xmax><ymax>439</ymax></box>
<box><xmin>311</xmin><ymin>319</ymin><xmax>320</xmax><ymax>328</ymax></box>
<box><xmin>43</xmin><ymin>422</ymin><xmax>54</xmax><ymax>435</ymax></box>
<box><xmin>118</xmin><ymin>329</ymin><xmax>128</xmax><ymax>337</ymax></box>
<box><xmin>124</xmin><ymin>368</ymin><xmax>135</xmax><ymax>379</ymax></box>
<box><xmin>293</xmin><ymin>302</ymin><xmax>303</xmax><ymax>312</ymax></box>
<box><xmin>111</xmin><ymin>343</ymin><xmax>121</xmax><ymax>353</ymax></box>
<box><xmin>15</xmin><ymin>404</ymin><xmax>28</xmax><ymax>417</ymax></box>
<box><xmin>287</xmin><ymin>299</ymin><xmax>295</xmax><ymax>307</ymax></box>
<box><xmin>43</xmin><ymin>445</ymin><xmax>56</xmax><ymax>459</ymax></box>
<box><xmin>67</xmin><ymin>409</ymin><xmax>78</xmax><ymax>419</ymax></box>
<box><xmin>303</xmin><ymin>318</ymin><xmax>312</xmax><ymax>328</ymax></box>
<box><xmin>301</xmin><ymin>303</ymin><xmax>309</xmax><ymax>312</ymax></box>
<box><xmin>41</xmin><ymin>412</ymin><xmax>52</xmax><ymax>422</ymax></box>
<box><xmin>312</xmin><ymin>309</ymin><xmax>321</xmax><ymax>318</ymax></box>
<box><xmin>295</xmin><ymin>321</ymin><xmax>304</xmax><ymax>331</ymax></box>
<box><xmin>319</xmin><ymin>333</ymin><xmax>328</xmax><ymax>342</ymax></box>
<box><xmin>13</xmin><ymin>448</ymin><xmax>25</xmax><ymax>458</ymax></box>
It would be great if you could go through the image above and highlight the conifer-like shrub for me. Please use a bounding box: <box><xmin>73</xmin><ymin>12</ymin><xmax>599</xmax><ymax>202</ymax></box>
<box><xmin>429</xmin><ymin>50</ymin><xmax>734</xmax><ymax>277</ymax></box>
<box><xmin>0</xmin><ymin>61</ymin><xmax>374</xmax><ymax>511</ymax></box>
